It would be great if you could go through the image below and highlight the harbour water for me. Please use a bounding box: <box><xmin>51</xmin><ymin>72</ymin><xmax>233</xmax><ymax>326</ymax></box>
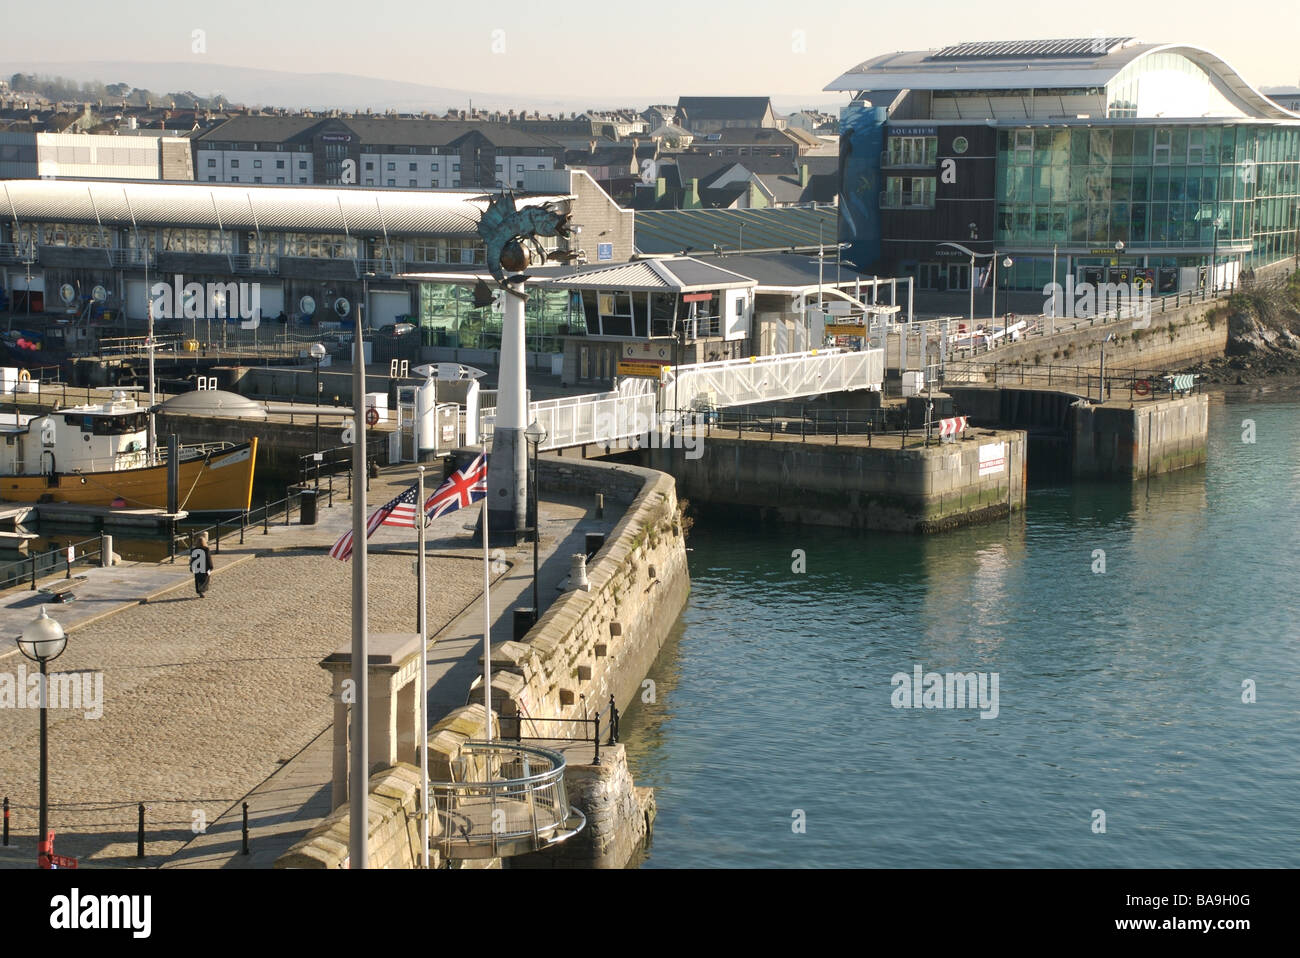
<box><xmin>622</xmin><ymin>386</ymin><xmax>1300</xmax><ymax>868</ymax></box>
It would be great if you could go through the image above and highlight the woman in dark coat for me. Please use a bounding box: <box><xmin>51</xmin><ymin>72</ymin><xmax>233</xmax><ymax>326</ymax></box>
<box><xmin>190</xmin><ymin>532</ymin><xmax>214</xmax><ymax>598</ymax></box>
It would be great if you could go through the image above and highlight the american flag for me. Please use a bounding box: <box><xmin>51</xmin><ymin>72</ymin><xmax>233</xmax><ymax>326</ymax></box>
<box><xmin>426</xmin><ymin>453</ymin><xmax>488</xmax><ymax>519</ymax></box>
<box><xmin>328</xmin><ymin>481</ymin><xmax>420</xmax><ymax>561</ymax></box>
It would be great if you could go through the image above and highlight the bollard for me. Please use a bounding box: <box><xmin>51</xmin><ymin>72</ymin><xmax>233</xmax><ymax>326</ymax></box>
<box><xmin>65</xmin><ymin>546</ymin><xmax>71</xmax><ymax>579</ymax></box>
<box><xmin>240</xmin><ymin>511</ymin><xmax>246</xmax><ymax>544</ymax></box>
<box><xmin>170</xmin><ymin>518</ymin><xmax>176</xmax><ymax>563</ymax></box>
<box><xmin>285</xmin><ymin>492</ymin><xmax>291</xmax><ymax>525</ymax></box>
<box><xmin>595</xmin><ymin>493</ymin><xmax>604</xmax><ymax>519</ymax></box>
<box><xmin>3</xmin><ymin>795</ymin><xmax>8</xmax><ymax>846</ymax></box>
<box><xmin>570</xmin><ymin>554</ymin><xmax>590</xmax><ymax>592</ymax></box>
<box><xmin>328</xmin><ymin>474</ymin><xmax>334</xmax><ymax>508</ymax></box>
<box><xmin>263</xmin><ymin>497</ymin><xmax>269</xmax><ymax>535</ymax></box>
<box><xmin>215</xmin><ymin>522</ymin><xmax>221</xmax><ymax>555</ymax></box>
<box><xmin>101</xmin><ymin>533</ymin><xmax>113</xmax><ymax>568</ymax></box>
<box><xmin>608</xmin><ymin>694</ymin><xmax>620</xmax><ymax>744</ymax></box>
<box><xmin>137</xmin><ymin>803</ymin><xmax>145</xmax><ymax>857</ymax></box>
<box><xmin>30</xmin><ymin>554</ymin><xmax>36</xmax><ymax>591</ymax></box>
<box><xmin>348</xmin><ymin>469</ymin><xmax>353</xmax><ymax>500</ymax></box>
<box><xmin>242</xmin><ymin>802</ymin><xmax>250</xmax><ymax>855</ymax></box>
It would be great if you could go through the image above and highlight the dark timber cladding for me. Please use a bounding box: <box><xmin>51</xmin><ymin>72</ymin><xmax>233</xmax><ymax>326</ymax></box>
<box><xmin>880</xmin><ymin>123</ymin><xmax>997</xmax><ymax>269</ymax></box>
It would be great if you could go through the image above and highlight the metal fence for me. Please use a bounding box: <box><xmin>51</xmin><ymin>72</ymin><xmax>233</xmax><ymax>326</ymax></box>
<box><xmin>940</xmin><ymin>358</ymin><xmax>1210</xmax><ymax>402</ymax></box>
<box><xmin>0</xmin><ymin>534</ymin><xmax>111</xmax><ymax>592</ymax></box>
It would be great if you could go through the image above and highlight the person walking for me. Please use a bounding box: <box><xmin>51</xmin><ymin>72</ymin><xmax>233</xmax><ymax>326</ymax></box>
<box><xmin>190</xmin><ymin>532</ymin><xmax>214</xmax><ymax>598</ymax></box>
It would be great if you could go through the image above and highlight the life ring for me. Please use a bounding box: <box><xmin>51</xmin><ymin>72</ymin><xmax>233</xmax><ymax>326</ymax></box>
<box><xmin>1134</xmin><ymin>379</ymin><xmax>1151</xmax><ymax>396</ymax></box>
<box><xmin>365</xmin><ymin>407</ymin><xmax>380</xmax><ymax>427</ymax></box>
<box><xmin>18</xmin><ymin>369</ymin><xmax>30</xmax><ymax>382</ymax></box>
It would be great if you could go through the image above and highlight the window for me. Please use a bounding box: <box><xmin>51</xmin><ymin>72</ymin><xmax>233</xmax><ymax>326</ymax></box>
<box><xmin>276</xmin><ymin>159</ymin><xmax>285</xmax><ymax>169</ymax></box>
<box><xmin>231</xmin><ymin>176</ymin><xmax>239</xmax><ymax>182</ymax></box>
<box><xmin>887</xmin><ymin>135</ymin><xmax>938</xmax><ymax>166</ymax></box>
<box><xmin>409</xmin><ymin>179</ymin><xmax>417</xmax><ymax>186</ymax></box>
<box><xmin>277</xmin><ymin>177</ymin><xmax>285</xmax><ymax>183</ymax></box>
<box><xmin>883</xmin><ymin>176</ymin><xmax>935</xmax><ymax>208</ymax></box>
<box><xmin>495</xmin><ymin>164</ymin><xmax>503</xmax><ymax>172</ymax></box>
<box><xmin>453</xmin><ymin>180</ymin><xmax>460</xmax><ymax>187</ymax></box>
<box><xmin>409</xmin><ymin>162</ymin><xmax>417</xmax><ymax>171</ymax></box>
<box><xmin>537</xmin><ymin>164</ymin><xmax>545</xmax><ymax>169</ymax></box>
<box><xmin>254</xmin><ymin>176</ymin><xmax>262</xmax><ymax>183</ymax></box>
<box><xmin>298</xmin><ymin>177</ymin><xmax>307</xmax><ymax>183</ymax></box>
<box><xmin>1154</xmin><ymin>129</ymin><xmax>1171</xmax><ymax>165</ymax></box>
<box><xmin>387</xmin><ymin>162</ymin><xmax>395</xmax><ymax>171</ymax></box>
<box><xmin>431</xmin><ymin>162</ymin><xmax>439</xmax><ymax>171</ymax></box>
<box><xmin>1187</xmin><ymin>129</ymin><xmax>1205</xmax><ymax>164</ymax></box>
<box><xmin>298</xmin><ymin>160</ymin><xmax>307</xmax><ymax>169</ymax></box>
<box><xmin>387</xmin><ymin>179</ymin><xmax>395</xmax><ymax>186</ymax></box>
<box><xmin>452</xmin><ymin>163</ymin><xmax>460</xmax><ymax>172</ymax></box>
<box><xmin>208</xmin><ymin>175</ymin><xmax>217</xmax><ymax>182</ymax></box>
<box><xmin>207</xmin><ymin>158</ymin><xmax>216</xmax><ymax>167</ymax></box>
<box><xmin>516</xmin><ymin>164</ymin><xmax>524</xmax><ymax>172</ymax></box>
<box><xmin>365</xmin><ymin>161</ymin><xmax>374</xmax><ymax>171</ymax></box>
<box><xmin>253</xmin><ymin>159</ymin><xmax>262</xmax><ymax>168</ymax></box>
<box><xmin>231</xmin><ymin>159</ymin><xmax>239</xmax><ymax>168</ymax></box>
<box><xmin>365</xmin><ymin>178</ymin><xmax>374</xmax><ymax>186</ymax></box>
<box><xmin>517</xmin><ymin>180</ymin><xmax>524</xmax><ymax>188</ymax></box>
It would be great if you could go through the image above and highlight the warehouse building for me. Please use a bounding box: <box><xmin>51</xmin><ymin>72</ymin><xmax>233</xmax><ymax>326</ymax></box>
<box><xmin>825</xmin><ymin>38</ymin><xmax>1300</xmax><ymax>293</ymax></box>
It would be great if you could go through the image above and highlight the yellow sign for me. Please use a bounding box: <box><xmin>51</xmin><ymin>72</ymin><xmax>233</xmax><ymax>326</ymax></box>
<box><xmin>825</xmin><ymin>324</ymin><xmax>865</xmax><ymax>336</ymax></box>
<box><xmin>617</xmin><ymin>360</ymin><xmax>665</xmax><ymax>378</ymax></box>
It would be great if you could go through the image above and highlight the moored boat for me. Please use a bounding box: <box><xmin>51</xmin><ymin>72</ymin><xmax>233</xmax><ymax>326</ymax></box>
<box><xmin>0</xmin><ymin>395</ymin><xmax>256</xmax><ymax>513</ymax></box>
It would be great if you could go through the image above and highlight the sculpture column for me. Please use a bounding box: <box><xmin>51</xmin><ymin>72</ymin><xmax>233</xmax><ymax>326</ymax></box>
<box><xmin>487</xmin><ymin>279</ymin><xmax>528</xmax><ymax>541</ymax></box>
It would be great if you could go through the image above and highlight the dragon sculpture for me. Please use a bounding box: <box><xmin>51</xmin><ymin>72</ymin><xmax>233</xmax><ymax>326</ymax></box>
<box><xmin>475</xmin><ymin>191</ymin><xmax>576</xmax><ymax>300</ymax></box>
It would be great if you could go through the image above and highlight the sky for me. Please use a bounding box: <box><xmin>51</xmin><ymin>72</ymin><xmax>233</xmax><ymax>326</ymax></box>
<box><xmin>1</xmin><ymin>0</ymin><xmax>1297</xmax><ymax>104</ymax></box>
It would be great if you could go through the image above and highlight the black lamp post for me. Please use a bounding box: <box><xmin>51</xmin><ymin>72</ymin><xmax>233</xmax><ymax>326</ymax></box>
<box><xmin>17</xmin><ymin>607</ymin><xmax>68</xmax><ymax>869</ymax></box>
<box><xmin>1001</xmin><ymin>256</ymin><xmax>1013</xmax><ymax>323</ymax></box>
<box><xmin>524</xmin><ymin>420</ymin><xmax>547</xmax><ymax>622</ymax></box>
<box><xmin>310</xmin><ymin>342</ymin><xmax>326</xmax><ymax>483</ymax></box>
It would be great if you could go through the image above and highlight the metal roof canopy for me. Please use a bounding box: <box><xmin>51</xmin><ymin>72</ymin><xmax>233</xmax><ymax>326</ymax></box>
<box><xmin>0</xmin><ymin>179</ymin><xmax>574</xmax><ymax>238</ymax></box>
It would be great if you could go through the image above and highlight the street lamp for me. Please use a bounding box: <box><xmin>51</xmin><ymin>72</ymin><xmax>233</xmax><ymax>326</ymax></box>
<box><xmin>1001</xmin><ymin>256</ymin><xmax>1013</xmax><ymax>324</ymax></box>
<box><xmin>310</xmin><ymin>342</ymin><xmax>326</xmax><ymax>484</ymax></box>
<box><xmin>523</xmin><ymin>420</ymin><xmax>547</xmax><ymax>623</ymax></box>
<box><xmin>17</xmin><ymin>607</ymin><xmax>68</xmax><ymax>869</ymax></box>
<box><xmin>1099</xmin><ymin>332</ymin><xmax>1115</xmax><ymax>402</ymax></box>
<box><xmin>1210</xmin><ymin>217</ymin><xmax>1224</xmax><ymax>293</ymax></box>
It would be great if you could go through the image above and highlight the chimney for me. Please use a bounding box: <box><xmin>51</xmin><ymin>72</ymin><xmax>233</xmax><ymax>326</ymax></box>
<box><xmin>589</xmin><ymin>139</ymin><xmax>597</xmax><ymax>155</ymax></box>
<box><xmin>800</xmin><ymin>163</ymin><xmax>810</xmax><ymax>188</ymax></box>
<box><xmin>655</xmin><ymin>176</ymin><xmax>667</xmax><ymax>202</ymax></box>
<box><xmin>684</xmin><ymin>177</ymin><xmax>701</xmax><ymax>209</ymax></box>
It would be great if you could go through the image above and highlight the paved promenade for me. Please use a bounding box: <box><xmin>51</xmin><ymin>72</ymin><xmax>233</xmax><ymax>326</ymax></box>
<box><xmin>0</xmin><ymin>463</ymin><xmax>606</xmax><ymax>868</ymax></box>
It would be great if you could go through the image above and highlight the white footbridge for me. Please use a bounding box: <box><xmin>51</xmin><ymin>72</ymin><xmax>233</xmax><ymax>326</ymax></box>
<box><xmin>479</xmin><ymin>347</ymin><xmax>884</xmax><ymax>452</ymax></box>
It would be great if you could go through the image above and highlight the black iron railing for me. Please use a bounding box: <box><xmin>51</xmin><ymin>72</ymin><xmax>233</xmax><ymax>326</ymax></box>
<box><xmin>500</xmin><ymin>694</ymin><xmax>620</xmax><ymax>766</ymax></box>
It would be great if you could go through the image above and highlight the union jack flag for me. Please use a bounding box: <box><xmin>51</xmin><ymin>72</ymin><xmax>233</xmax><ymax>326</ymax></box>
<box><xmin>425</xmin><ymin>453</ymin><xmax>488</xmax><ymax>519</ymax></box>
<box><xmin>328</xmin><ymin>482</ymin><xmax>420</xmax><ymax>561</ymax></box>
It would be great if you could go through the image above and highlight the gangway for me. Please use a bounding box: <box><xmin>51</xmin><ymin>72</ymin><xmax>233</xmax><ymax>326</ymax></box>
<box><xmin>479</xmin><ymin>347</ymin><xmax>883</xmax><ymax>452</ymax></box>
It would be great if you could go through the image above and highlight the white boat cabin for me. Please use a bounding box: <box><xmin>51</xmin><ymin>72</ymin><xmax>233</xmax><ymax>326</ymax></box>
<box><xmin>1</xmin><ymin>394</ymin><xmax>150</xmax><ymax>476</ymax></box>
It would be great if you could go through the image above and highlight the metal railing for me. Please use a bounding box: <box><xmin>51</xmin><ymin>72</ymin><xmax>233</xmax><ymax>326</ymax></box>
<box><xmin>940</xmin><ymin>358</ymin><xmax>1209</xmax><ymax>401</ymax></box>
<box><xmin>500</xmin><ymin>694</ymin><xmax>620</xmax><ymax>766</ymax></box>
<box><xmin>429</xmin><ymin>741</ymin><xmax>579</xmax><ymax>859</ymax></box>
<box><xmin>0</xmin><ymin>534</ymin><xmax>110</xmax><ymax>592</ymax></box>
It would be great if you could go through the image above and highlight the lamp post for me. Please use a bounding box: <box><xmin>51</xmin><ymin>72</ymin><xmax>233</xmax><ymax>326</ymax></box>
<box><xmin>17</xmin><ymin>607</ymin><xmax>68</xmax><ymax>869</ymax></box>
<box><xmin>1099</xmin><ymin>331</ymin><xmax>1115</xmax><ymax>402</ymax></box>
<box><xmin>1210</xmin><ymin>217</ymin><xmax>1223</xmax><ymax>293</ymax></box>
<box><xmin>990</xmin><ymin>250</ymin><xmax>999</xmax><ymax>323</ymax></box>
<box><xmin>524</xmin><ymin>420</ymin><xmax>547</xmax><ymax>623</ymax></box>
<box><xmin>310</xmin><ymin>342</ymin><xmax>326</xmax><ymax>474</ymax></box>
<box><xmin>1001</xmin><ymin>256</ymin><xmax>1013</xmax><ymax>325</ymax></box>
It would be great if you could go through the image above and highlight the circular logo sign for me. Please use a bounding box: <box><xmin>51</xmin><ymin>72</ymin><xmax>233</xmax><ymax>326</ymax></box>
<box><xmin>952</xmin><ymin>136</ymin><xmax>969</xmax><ymax>155</ymax></box>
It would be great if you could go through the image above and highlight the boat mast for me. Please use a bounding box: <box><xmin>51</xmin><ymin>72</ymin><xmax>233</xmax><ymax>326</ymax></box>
<box><xmin>123</xmin><ymin>188</ymin><xmax>157</xmax><ymax>463</ymax></box>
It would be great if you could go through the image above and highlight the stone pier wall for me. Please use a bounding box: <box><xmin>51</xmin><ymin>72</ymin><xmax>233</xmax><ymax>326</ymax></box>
<box><xmin>1073</xmin><ymin>394</ymin><xmax>1209</xmax><ymax>480</ymax></box>
<box><xmin>638</xmin><ymin>431</ymin><xmax>1027</xmax><ymax>533</ymax></box>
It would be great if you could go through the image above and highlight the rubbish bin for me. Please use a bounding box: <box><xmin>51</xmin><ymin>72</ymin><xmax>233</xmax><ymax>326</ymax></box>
<box><xmin>513</xmin><ymin>607</ymin><xmax>537</xmax><ymax>639</ymax></box>
<box><xmin>297</xmin><ymin>487</ymin><xmax>319</xmax><ymax>525</ymax></box>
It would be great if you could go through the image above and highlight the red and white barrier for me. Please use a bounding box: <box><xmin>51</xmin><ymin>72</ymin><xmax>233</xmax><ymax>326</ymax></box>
<box><xmin>938</xmin><ymin>415</ymin><xmax>968</xmax><ymax>438</ymax></box>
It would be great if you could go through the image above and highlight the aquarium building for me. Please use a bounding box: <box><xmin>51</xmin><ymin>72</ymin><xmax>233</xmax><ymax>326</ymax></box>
<box><xmin>825</xmin><ymin>38</ymin><xmax>1300</xmax><ymax>293</ymax></box>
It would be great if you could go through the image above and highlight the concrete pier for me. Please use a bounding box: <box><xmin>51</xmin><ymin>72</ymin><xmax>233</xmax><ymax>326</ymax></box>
<box><xmin>636</xmin><ymin>428</ymin><xmax>1027</xmax><ymax>533</ymax></box>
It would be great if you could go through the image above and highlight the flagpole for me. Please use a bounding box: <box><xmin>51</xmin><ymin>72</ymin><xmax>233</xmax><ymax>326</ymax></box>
<box><xmin>481</xmin><ymin>466</ymin><xmax>492</xmax><ymax>744</ymax></box>
<box><xmin>416</xmin><ymin>465</ymin><xmax>429</xmax><ymax>869</ymax></box>
<box><xmin>349</xmin><ymin>332</ymin><xmax>369</xmax><ymax>869</ymax></box>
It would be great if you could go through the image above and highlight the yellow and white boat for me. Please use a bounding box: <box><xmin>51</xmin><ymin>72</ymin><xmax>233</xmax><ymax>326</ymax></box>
<box><xmin>0</xmin><ymin>396</ymin><xmax>256</xmax><ymax>513</ymax></box>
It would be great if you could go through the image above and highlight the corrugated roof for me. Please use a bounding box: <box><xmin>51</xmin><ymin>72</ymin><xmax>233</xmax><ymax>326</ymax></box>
<box><xmin>0</xmin><ymin>179</ymin><xmax>572</xmax><ymax>237</ymax></box>
<box><xmin>196</xmin><ymin>115</ymin><xmax>564</xmax><ymax>150</ymax></box>
<box><xmin>634</xmin><ymin>206</ymin><xmax>840</xmax><ymax>255</ymax></box>
<box><xmin>544</xmin><ymin>256</ymin><xmax>753</xmax><ymax>292</ymax></box>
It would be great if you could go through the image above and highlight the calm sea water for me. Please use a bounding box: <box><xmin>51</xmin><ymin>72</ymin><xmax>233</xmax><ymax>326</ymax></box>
<box><xmin>621</xmin><ymin>385</ymin><xmax>1300</xmax><ymax>868</ymax></box>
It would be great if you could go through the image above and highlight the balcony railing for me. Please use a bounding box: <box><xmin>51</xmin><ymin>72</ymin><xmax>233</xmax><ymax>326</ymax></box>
<box><xmin>880</xmin><ymin>190</ymin><xmax>935</xmax><ymax>210</ymax></box>
<box><xmin>0</xmin><ymin>242</ymin><xmax>37</xmax><ymax>264</ymax></box>
<box><xmin>881</xmin><ymin>150</ymin><xmax>938</xmax><ymax>168</ymax></box>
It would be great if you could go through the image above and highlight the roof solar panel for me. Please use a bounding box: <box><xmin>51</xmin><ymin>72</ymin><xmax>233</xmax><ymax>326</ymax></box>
<box><xmin>927</xmin><ymin>37</ymin><xmax>1132</xmax><ymax>60</ymax></box>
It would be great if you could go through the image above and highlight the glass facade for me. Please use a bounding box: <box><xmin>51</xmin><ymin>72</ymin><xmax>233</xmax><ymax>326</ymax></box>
<box><xmin>418</xmin><ymin>282</ymin><xmax>577</xmax><ymax>352</ymax></box>
<box><xmin>995</xmin><ymin>123</ymin><xmax>1300</xmax><ymax>287</ymax></box>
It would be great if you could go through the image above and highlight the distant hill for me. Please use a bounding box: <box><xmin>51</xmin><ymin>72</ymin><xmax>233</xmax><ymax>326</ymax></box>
<box><xmin>0</xmin><ymin>59</ymin><xmax>845</xmax><ymax>116</ymax></box>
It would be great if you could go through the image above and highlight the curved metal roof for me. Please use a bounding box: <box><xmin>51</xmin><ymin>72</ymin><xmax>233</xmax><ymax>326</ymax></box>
<box><xmin>0</xmin><ymin>179</ymin><xmax>573</xmax><ymax>237</ymax></box>
<box><xmin>825</xmin><ymin>40</ymin><xmax>1300</xmax><ymax>120</ymax></box>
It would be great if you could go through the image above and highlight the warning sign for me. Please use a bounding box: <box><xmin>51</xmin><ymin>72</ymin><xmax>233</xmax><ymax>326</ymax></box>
<box><xmin>617</xmin><ymin>360</ymin><xmax>667</xmax><ymax>378</ymax></box>
<box><xmin>978</xmin><ymin>442</ymin><xmax>1006</xmax><ymax>477</ymax></box>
